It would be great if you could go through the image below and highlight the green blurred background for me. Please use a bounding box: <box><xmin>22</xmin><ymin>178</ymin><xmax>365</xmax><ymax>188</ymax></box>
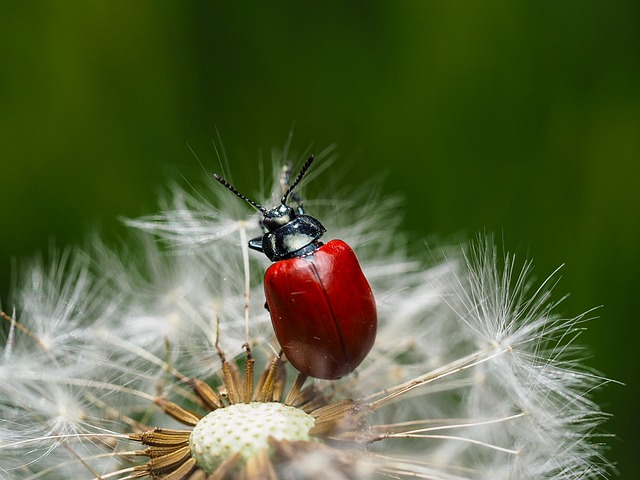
<box><xmin>1</xmin><ymin>2</ymin><xmax>637</xmax><ymax>475</ymax></box>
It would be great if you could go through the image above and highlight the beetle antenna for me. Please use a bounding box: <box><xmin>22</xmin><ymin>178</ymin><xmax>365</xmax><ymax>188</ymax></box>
<box><xmin>213</xmin><ymin>174</ymin><xmax>268</xmax><ymax>215</ymax></box>
<box><xmin>281</xmin><ymin>155</ymin><xmax>315</xmax><ymax>205</ymax></box>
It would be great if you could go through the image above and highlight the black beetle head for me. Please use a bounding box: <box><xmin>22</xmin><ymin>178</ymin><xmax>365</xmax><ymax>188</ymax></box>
<box><xmin>262</xmin><ymin>203</ymin><xmax>297</xmax><ymax>232</ymax></box>
<box><xmin>214</xmin><ymin>155</ymin><xmax>325</xmax><ymax>260</ymax></box>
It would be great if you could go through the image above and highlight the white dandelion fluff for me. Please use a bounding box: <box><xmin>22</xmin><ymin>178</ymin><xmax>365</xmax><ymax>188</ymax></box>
<box><xmin>0</xmin><ymin>149</ymin><xmax>611</xmax><ymax>479</ymax></box>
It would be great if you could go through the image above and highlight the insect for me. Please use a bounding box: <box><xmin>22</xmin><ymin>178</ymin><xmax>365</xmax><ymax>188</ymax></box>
<box><xmin>214</xmin><ymin>155</ymin><xmax>377</xmax><ymax>379</ymax></box>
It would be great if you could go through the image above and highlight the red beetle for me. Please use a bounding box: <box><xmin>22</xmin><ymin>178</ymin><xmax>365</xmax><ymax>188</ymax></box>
<box><xmin>214</xmin><ymin>156</ymin><xmax>377</xmax><ymax>379</ymax></box>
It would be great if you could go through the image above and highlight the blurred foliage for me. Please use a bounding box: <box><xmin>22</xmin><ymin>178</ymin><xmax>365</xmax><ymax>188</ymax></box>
<box><xmin>1</xmin><ymin>1</ymin><xmax>638</xmax><ymax>474</ymax></box>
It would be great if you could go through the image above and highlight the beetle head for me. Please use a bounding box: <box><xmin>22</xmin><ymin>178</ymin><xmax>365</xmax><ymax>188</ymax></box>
<box><xmin>213</xmin><ymin>155</ymin><xmax>316</xmax><ymax>225</ymax></box>
<box><xmin>262</xmin><ymin>203</ymin><xmax>297</xmax><ymax>232</ymax></box>
<box><xmin>214</xmin><ymin>155</ymin><xmax>325</xmax><ymax>260</ymax></box>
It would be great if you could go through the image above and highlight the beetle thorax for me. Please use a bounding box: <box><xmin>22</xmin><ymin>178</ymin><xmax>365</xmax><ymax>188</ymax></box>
<box><xmin>260</xmin><ymin>206</ymin><xmax>327</xmax><ymax>261</ymax></box>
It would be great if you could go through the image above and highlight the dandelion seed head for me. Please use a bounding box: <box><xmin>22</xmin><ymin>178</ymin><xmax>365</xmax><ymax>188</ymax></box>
<box><xmin>0</xmin><ymin>149</ymin><xmax>612</xmax><ymax>479</ymax></box>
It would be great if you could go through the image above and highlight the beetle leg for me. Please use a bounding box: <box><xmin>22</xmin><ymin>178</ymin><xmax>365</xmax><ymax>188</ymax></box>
<box><xmin>288</xmin><ymin>189</ymin><xmax>305</xmax><ymax>215</ymax></box>
<box><xmin>263</xmin><ymin>301</ymin><xmax>270</xmax><ymax>312</ymax></box>
<box><xmin>287</xmin><ymin>186</ymin><xmax>305</xmax><ymax>215</ymax></box>
<box><xmin>248</xmin><ymin>237</ymin><xmax>264</xmax><ymax>252</ymax></box>
<box><xmin>292</xmin><ymin>194</ymin><xmax>305</xmax><ymax>216</ymax></box>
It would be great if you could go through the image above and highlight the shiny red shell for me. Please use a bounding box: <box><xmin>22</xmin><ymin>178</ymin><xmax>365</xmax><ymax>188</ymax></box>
<box><xmin>263</xmin><ymin>239</ymin><xmax>377</xmax><ymax>379</ymax></box>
